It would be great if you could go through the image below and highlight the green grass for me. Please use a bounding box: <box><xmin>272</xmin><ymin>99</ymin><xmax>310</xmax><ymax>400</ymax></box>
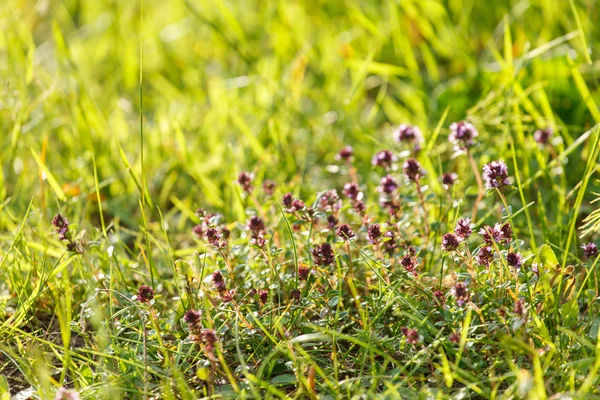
<box><xmin>3</xmin><ymin>0</ymin><xmax>600</xmax><ymax>398</ymax></box>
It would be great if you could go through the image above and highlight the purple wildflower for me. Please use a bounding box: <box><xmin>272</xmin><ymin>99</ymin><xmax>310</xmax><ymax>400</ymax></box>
<box><xmin>506</xmin><ymin>251</ymin><xmax>523</xmax><ymax>269</ymax></box>
<box><xmin>377</xmin><ymin>174</ymin><xmax>398</xmax><ymax>194</ymax></box>
<box><xmin>337</xmin><ymin>224</ymin><xmax>355</xmax><ymax>240</ymax></box>
<box><xmin>263</xmin><ymin>180</ymin><xmax>276</xmax><ymax>196</ymax></box>
<box><xmin>454</xmin><ymin>218</ymin><xmax>472</xmax><ymax>239</ymax></box>
<box><xmin>336</xmin><ymin>146</ymin><xmax>354</xmax><ymax>161</ymax></box>
<box><xmin>449</xmin><ymin>121</ymin><xmax>478</xmax><ymax>149</ymax></box>
<box><xmin>476</xmin><ymin>246</ymin><xmax>494</xmax><ymax>267</ymax></box>
<box><xmin>312</xmin><ymin>243</ymin><xmax>335</xmax><ymax>266</ymax></box>
<box><xmin>451</xmin><ymin>282</ymin><xmax>469</xmax><ymax>306</ymax></box>
<box><xmin>367</xmin><ymin>224</ymin><xmax>383</xmax><ymax>244</ymax></box>
<box><xmin>482</xmin><ymin>160</ymin><xmax>510</xmax><ymax>190</ymax></box>
<box><xmin>342</xmin><ymin>183</ymin><xmax>361</xmax><ymax>201</ymax></box>
<box><xmin>442</xmin><ymin>172</ymin><xmax>458</xmax><ymax>188</ymax></box>
<box><xmin>137</xmin><ymin>285</ymin><xmax>154</xmax><ymax>303</ymax></box>
<box><xmin>442</xmin><ymin>233</ymin><xmax>460</xmax><ymax>252</ymax></box>
<box><xmin>238</xmin><ymin>172</ymin><xmax>254</xmax><ymax>193</ymax></box>
<box><xmin>403</xmin><ymin>158</ymin><xmax>423</xmax><ymax>182</ymax></box>
<box><xmin>533</xmin><ymin>128</ymin><xmax>552</xmax><ymax>145</ymax></box>
<box><xmin>372</xmin><ymin>150</ymin><xmax>395</xmax><ymax>168</ymax></box>
<box><xmin>582</xmin><ymin>242</ymin><xmax>599</xmax><ymax>259</ymax></box>
<box><xmin>401</xmin><ymin>327</ymin><xmax>422</xmax><ymax>344</ymax></box>
<box><xmin>395</xmin><ymin>124</ymin><xmax>423</xmax><ymax>151</ymax></box>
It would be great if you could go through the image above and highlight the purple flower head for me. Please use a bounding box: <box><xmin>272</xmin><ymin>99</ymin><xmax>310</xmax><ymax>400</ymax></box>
<box><xmin>259</xmin><ymin>290</ymin><xmax>269</xmax><ymax>304</ymax></box>
<box><xmin>184</xmin><ymin>309</ymin><xmax>202</xmax><ymax>332</ymax></box>
<box><xmin>137</xmin><ymin>285</ymin><xmax>155</xmax><ymax>303</ymax></box>
<box><xmin>55</xmin><ymin>388</ymin><xmax>80</xmax><ymax>400</ymax></box>
<box><xmin>212</xmin><ymin>270</ymin><xmax>226</xmax><ymax>293</ymax></box>
<box><xmin>247</xmin><ymin>216</ymin><xmax>265</xmax><ymax>234</ymax></box>
<box><xmin>480</xmin><ymin>223</ymin><xmax>511</xmax><ymax>245</ymax></box>
<box><xmin>336</xmin><ymin>146</ymin><xmax>354</xmax><ymax>161</ymax></box>
<box><xmin>433</xmin><ymin>290</ymin><xmax>445</xmax><ymax>305</ymax></box>
<box><xmin>476</xmin><ymin>246</ymin><xmax>494</xmax><ymax>267</ymax></box>
<box><xmin>283</xmin><ymin>193</ymin><xmax>294</xmax><ymax>208</ymax></box>
<box><xmin>482</xmin><ymin>160</ymin><xmax>510</xmax><ymax>190</ymax></box>
<box><xmin>327</xmin><ymin>215</ymin><xmax>339</xmax><ymax>229</ymax></box>
<box><xmin>372</xmin><ymin>150</ymin><xmax>395</xmax><ymax>168</ymax></box>
<box><xmin>298</xmin><ymin>265</ymin><xmax>310</xmax><ymax>280</ymax></box>
<box><xmin>250</xmin><ymin>233</ymin><xmax>267</xmax><ymax>247</ymax></box>
<box><xmin>506</xmin><ymin>251</ymin><xmax>523</xmax><ymax>269</ymax></box>
<box><xmin>451</xmin><ymin>282</ymin><xmax>469</xmax><ymax>306</ymax></box>
<box><xmin>442</xmin><ymin>172</ymin><xmax>458</xmax><ymax>188</ymax></box>
<box><xmin>400</xmin><ymin>254</ymin><xmax>417</xmax><ymax>272</ymax></box>
<box><xmin>403</xmin><ymin>158</ymin><xmax>423</xmax><ymax>182</ymax></box>
<box><xmin>312</xmin><ymin>243</ymin><xmax>335</xmax><ymax>266</ymax></box>
<box><xmin>395</xmin><ymin>124</ymin><xmax>423</xmax><ymax>151</ymax></box>
<box><xmin>401</xmin><ymin>327</ymin><xmax>421</xmax><ymax>344</ymax></box>
<box><xmin>201</xmin><ymin>329</ymin><xmax>218</xmax><ymax>354</ymax></box>
<box><xmin>237</xmin><ymin>172</ymin><xmax>254</xmax><ymax>193</ymax></box>
<box><xmin>367</xmin><ymin>224</ymin><xmax>383</xmax><ymax>244</ymax></box>
<box><xmin>449</xmin><ymin>331</ymin><xmax>461</xmax><ymax>343</ymax></box>
<box><xmin>320</xmin><ymin>189</ymin><xmax>341</xmax><ymax>211</ymax></box>
<box><xmin>290</xmin><ymin>288</ymin><xmax>301</xmax><ymax>301</ymax></box>
<box><xmin>383</xmin><ymin>230</ymin><xmax>397</xmax><ymax>255</ymax></box>
<box><xmin>291</xmin><ymin>199</ymin><xmax>306</xmax><ymax>212</ymax></box>
<box><xmin>263</xmin><ymin>180</ymin><xmax>276</xmax><ymax>196</ymax></box>
<box><xmin>442</xmin><ymin>233</ymin><xmax>460</xmax><ymax>252</ymax></box>
<box><xmin>378</xmin><ymin>174</ymin><xmax>398</xmax><ymax>194</ymax></box>
<box><xmin>513</xmin><ymin>298</ymin><xmax>526</xmax><ymax>317</ymax></box>
<box><xmin>342</xmin><ymin>183</ymin><xmax>361</xmax><ymax>201</ymax></box>
<box><xmin>205</xmin><ymin>227</ymin><xmax>224</xmax><ymax>247</ymax></box>
<box><xmin>582</xmin><ymin>242</ymin><xmax>599</xmax><ymax>259</ymax></box>
<box><xmin>534</xmin><ymin>128</ymin><xmax>553</xmax><ymax>145</ymax></box>
<box><xmin>449</xmin><ymin>121</ymin><xmax>478</xmax><ymax>149</ymax></box>
<box><xmin>52</xmin><ymin>213</ymin><xmax>69</xmax><ymax>241</ymax></box>
<box><xmin>353</xmin><ymin>200</ymin><xmax>366</xmax><ymax>214</ymax></box>
<box><xmin>193</xmin><ymin>224</ymin><xmax>204</xmax><ymax>238</ymax></box>
<box><xmin>454</xmin><ymin>218</ymin><xmax>472</xmax><ymax>239</ymax></box>
<box><xmin>337</xmin><ymin>224</ymin><xmax>355</xmax><ymax>240</ymax></box>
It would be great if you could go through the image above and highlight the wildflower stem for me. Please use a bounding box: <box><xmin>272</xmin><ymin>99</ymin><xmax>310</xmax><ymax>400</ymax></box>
<box><xmin>468</xmin><ymin>149</ymin><xmax>484</xmax><ymax>220</ymax></box>
<box><xmin>414</xmin><ymin>180</ymin><xmax>430</xmax><ymax>241</ymax></box>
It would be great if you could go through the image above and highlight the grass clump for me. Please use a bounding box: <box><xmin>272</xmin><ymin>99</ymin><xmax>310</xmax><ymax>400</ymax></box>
<box><xmin>3</xmin><ymin>0</ymin><xmax>600</xmax><ymax>399</ymax></box>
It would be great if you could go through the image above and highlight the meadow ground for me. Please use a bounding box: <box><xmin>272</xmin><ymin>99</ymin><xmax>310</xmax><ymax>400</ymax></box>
<box><xmin>2</xmin><ymin>0</ymin><xmax>600</xmax><ymax>398</ymax></box>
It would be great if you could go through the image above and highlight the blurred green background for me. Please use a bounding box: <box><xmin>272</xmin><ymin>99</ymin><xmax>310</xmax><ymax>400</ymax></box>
<box><xmin>1</xmin><ymin>0</ymin><xmax>599</xmax><ymax>231</ymax></box>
